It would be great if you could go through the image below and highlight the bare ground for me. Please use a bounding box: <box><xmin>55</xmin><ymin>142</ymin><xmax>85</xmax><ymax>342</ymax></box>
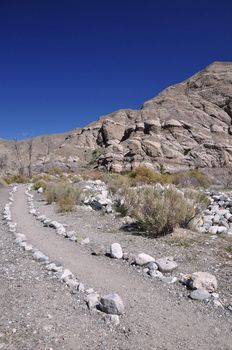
<box><xmin>0</xmin><ymin>185</ymin><xmax>232</xmax><ymax>349</ymax></box>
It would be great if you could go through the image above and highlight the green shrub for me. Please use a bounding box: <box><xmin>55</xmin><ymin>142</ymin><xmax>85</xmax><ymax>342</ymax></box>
<box><xmin>3</xmin><ymin>174</ymin><xmax>30</xmax><ymax>184</ymax></box>
<box><xmin>225</xmin><ymin>245</ymin><xmax>232</xmax><ymax>254</ymax></box>
<box><xmin>33</xmin><ymin>180</ymin><xmax>47</xmax><ymax>191</ymax></box>
<box><xmin>47</xmin><ymin>167</ymin><xmax>63</xmax><ymax>176</ymax></box>
<box><xmin>127</xmin><ymin>166</ymin><xmax>211</xmax><ymax>188</ymax></box>
<box><xmin>121</xmin><ymin>186</ymin><xmax>209</xmax><ymax>237</ymax></box>
<box><xmin>106</xmin><ymin>173</ymin><xmax>132</xmax><ymax>194</ymax></box>
<box><xmin>45</xmin><ymin>182</ymin><xmax>82</xmax><ymax>212</ymax></box>
<box><xmin>89</xmin><ymin>148</ymin><xmax>103</xmax><ymax>165</ymax></box>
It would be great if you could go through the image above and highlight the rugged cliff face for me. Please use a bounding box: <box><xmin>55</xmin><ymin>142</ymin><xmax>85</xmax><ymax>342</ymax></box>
<box><xmin>1</xmin><ymin>61</ymin><xmax>232</xmax><ymax>175</ymax></box>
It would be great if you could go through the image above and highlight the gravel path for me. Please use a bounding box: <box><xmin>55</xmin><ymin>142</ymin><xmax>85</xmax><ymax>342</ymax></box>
<box><xmin>1</xmin><ymin>186</ymin><xmax>232</xmax><ymax>349</ymax></box>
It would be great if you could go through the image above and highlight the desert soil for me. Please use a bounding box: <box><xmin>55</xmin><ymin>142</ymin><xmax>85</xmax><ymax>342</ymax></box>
<box><xmin>0</xmin><ymin>185</ymin><xmax>232</xmax><ymax>350</ymax></box>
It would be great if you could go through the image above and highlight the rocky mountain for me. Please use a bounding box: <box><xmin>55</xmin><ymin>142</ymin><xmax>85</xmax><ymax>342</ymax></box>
<box><xmin>1</xmin><ymin>61</ymin><xmax>232</xmax><ymax>176</ymax></box>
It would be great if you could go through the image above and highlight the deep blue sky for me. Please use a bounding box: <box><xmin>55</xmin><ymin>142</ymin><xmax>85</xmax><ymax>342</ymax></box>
<box><xmin>0</xmin><ymin>0</ymin><xmax>232</xmax><ymax>140</ymax></box>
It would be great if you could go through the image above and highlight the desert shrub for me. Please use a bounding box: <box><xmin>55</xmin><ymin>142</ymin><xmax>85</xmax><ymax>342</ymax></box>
<box><xmin>45</xmin><ymin>182</ymin><xmax>82</xmax><ymax>212</ymax></box>
<box><xmin>80</xmin><ymin>169</ymin><xmax>105</xmax><ymax>181</ymax></box>
<box><xmin>0</xmin><ymin>178</ymin><xmax>7</xmax><ymax>187</ymax></box>
<box><xmin>225</xmin><ymin>245</ymin><xmax>232</xmax><ymax>254</ymax></box>
<box><xmin>47</xmin><ymin>167</ymin><xmax>63</xmax><ymax>176</ymax></box>
<box><xmin>121</xmin><ymin>186</ymin><xmax>209</xmax><ymax>237</ymax></box>
<box><xmin>173</xmin><ymin>169</ymin><xmax>211</xmax><ymax>188</ymax></box>
<box><xmin>129</xmin><ymin>166</ymin><xmax>165</xmax><ymax>185</ymax></box>
<box><xmin>105</xmin><ymin>173</ymin><xmax>132</xmax><ymax>194</ymax></box>
<box><xmin>89</xmin><ymin>148</ymin><xmax>104</xmax><ymax>165</ymax></box>
<box><xmin>3</xmin><ymin>174</ymin><xmax>30</xmax><ymax>184</ymax></box>
<box><xmin>127</xmin><ymin>166</ymin><xmax>211</xmax><ymax>188</ymax></box>
<box><xmin>69</xmin><ymin>174</ymin><xmax>82</xmax><ymax>183</ymax></box>
<box><xmin>33</xmin><ymin>180</ymin><xmax>47</xmax><ymax>191</ymax></box>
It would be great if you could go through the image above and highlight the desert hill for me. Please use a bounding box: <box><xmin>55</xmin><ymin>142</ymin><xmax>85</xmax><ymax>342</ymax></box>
<box><xmin>1</xmin><ymin>61</ymin><xmax>232</xmax><ymax>175</ymax></box>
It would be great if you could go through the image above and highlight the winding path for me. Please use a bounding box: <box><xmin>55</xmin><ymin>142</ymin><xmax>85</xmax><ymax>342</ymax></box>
<box><xmin>5</xmin><ymin>185</ymin><xmax>232</xmax><ymax>349</ymax></box>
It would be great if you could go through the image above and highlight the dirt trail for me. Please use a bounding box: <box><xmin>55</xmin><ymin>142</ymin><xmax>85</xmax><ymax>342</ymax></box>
<box><xmin>6</xmin><ymin>186</ymin><xmax>232</xmax><ymax>349</ymax></box>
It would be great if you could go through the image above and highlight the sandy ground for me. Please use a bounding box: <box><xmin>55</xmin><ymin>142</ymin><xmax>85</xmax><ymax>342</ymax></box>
<box><xmin>0</xmin><ymin>185</ymin><xmax>232</xmax><ymax>349</ymax></box>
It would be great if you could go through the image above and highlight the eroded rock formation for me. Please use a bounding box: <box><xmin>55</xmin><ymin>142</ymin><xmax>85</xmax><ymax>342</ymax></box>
<box><xmin>1</xmin><ymin>61</ymin><xmax>232</xmax><ymax>175</ymax></box>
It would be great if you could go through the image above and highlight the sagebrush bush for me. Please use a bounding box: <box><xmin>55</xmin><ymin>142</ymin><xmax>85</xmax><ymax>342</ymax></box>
<box><xmin>33</xmin><ymin>180</ymin><xmax>47</xmax><ymax>191</ymax></box>
<box><xmin>0</xmin><ymin>178</ymin><xmax>7</xmax><ymax>187</ymax></box>
<box><xmin>89</xmin><ymin>148</ymin><xmax>104</xmax><ymax>165</ymax></box>
<box><xmin>127</xmin><ymin>166</ymin><xmax>211</xmax><ymax>188</ymax></box>
<box><xmin>3</xmin><ymin>174</ymin><xmax>30</xmax><ymax>184</ymax></box>
<box><xmin>120</xmin><ymin>186</ymin><xmax>209</xmax><ymax>237</ymax></box>
<box><xmin>45</xmin><ymin>183</ymin><xmax>82</xmax><ymax>212</ymax></box>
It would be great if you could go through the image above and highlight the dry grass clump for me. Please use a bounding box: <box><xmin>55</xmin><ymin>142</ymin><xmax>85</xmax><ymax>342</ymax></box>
<box><xmin>89</xmin><ymin>148</ymin><xmax>104</xmax><ymax>165</ymax></box>
<box><xmin>33</xmin><ymin>180</ymin><xmax>47</xmax><ymax>191</ymax></box>
<box><xmin>45</xmin><ymin>182</ymin><xmax>82</xmax><ymax>212</ymax></box>
<box><xmin>46</xmin><ymin>167</ymin><xmax>63</xmax><ymax>176</ymax></box>
<box><xmin>79</xmin><ymin>169</ymin><xmax>105</xmax><ymax>181</ymax></box>
<box><xmin>128</xmin><ymin>166</ymin><xmax>211</xmax><ymax>188</ymax></box>
<box><xmin>3</xmin><ymin>174</ymin><xmax>30</xmax><ymax>184</ymax></box>
<box><xmin>104</xmin><ymin>173</ymin><xmax>131</xmax><ymax>194</ymax></box>
<box><xmin>0</xmin><ymin>178</ymin><xmax>7</xmax><ymax>187</ymax></box>
<box><xmin>120</xmin><ymin>186</ymin><xmax>209</xmax><ymax>237</ymax></box>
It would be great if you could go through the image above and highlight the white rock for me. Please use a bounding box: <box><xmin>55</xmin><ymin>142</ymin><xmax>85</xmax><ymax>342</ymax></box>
<box><xmin>77</xmin><ymin>282</ymin><xmax>85</xmax><ymax>292</ymax></box>
<box><xmin>149</xmin><ymin>270</ymin><xmax>163</xmax><ymax>278</ymax></box>
<box><xmin>213</xmin><ymin>300</ymin><xmax>224</xmax><ymax>309</ymax></box>
<box><xmin>50</xmin><ymin>221</ymin><xmax>62</xmax><ymax>229</ymax></box>
<box><xmin>56</xmin><ymin>226</ymin><xmax>66</xmax><ymax>235</ymax></box>
<box><xmin>60</xmin><ymin>269</ymin><xmax>74</xmax><ymax>282</ymax></box>
<box><xmin>135</xmin><ymin>253</ymin><xmax>155</xmax><ymax>266</ymax></box>
<box><xmin>66</xmin><ymin>278</ymin><xmax>79</xmax><ymax>290</ymax></box>
<box><xmin>33</xmin><ymin>251</ymin><xmax>49</xmax><ymax>263</ymax></box>
<box><xmin>85</xmin><ymin>293</ymin><xmax>99</xmax><ymax>310</ymax></box>
<box><xmin>103</xmin><ymin>314</ymin><xmax>120</xmax><ymax>326</ymax></box>
<box><xmin>81</xmin><ymin>238</ymin><xmax>90</xmax><ymax>245</ymax></box>
<box><xmin>110</xmin><ymin>243</ymin><xmax>123</xmax><ymax>259</ymax></box>
<box><xmin>208</xmin><ymin>226</ymin><xmax>218</xmax><ymax>234</ymax></box>
<box><xmin>29</xmin><ymin>209</ymin><xmax>36</xmax><ymax>215</ymax></box>
<box><xmin>37</xmin><ymin>187</ymin><xmax>44</xmax><ymax>193</ymax></box>
<box><xmin>46</xmin><ymin>263</ymin><xmax>63</xmax><ymax>272</ymax></box>
<box><xmin>15</xmin><ymin>233</ymin><xmax>27</xmax><ymax>244</ymax></box>
<box><xmin>37</xmin><ymin>215</ymin><xmax>46</xmax><ymax>222</ymax></box>
<box><xmin>23</xmin><ymin>243</ymin><xmax>34</xmax><ymax>252</ymax></box>
<box><xmin>217</xmin><ymin>226</ymin><xmax>228</xmax><ymax>234</ymax></box>
<box><xmin>189</xmin><ymin>271</ymin><xmax>217</xmax><ymax>292</ymax></box>
<box><xmin>155</xmin><ymin>256</ymin><xmax>178</xmax><ymax>273</ymax></box>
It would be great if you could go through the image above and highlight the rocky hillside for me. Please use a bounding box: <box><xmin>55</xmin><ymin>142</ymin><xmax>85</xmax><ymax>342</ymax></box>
<box><xmin>1</xmin><ymin>61</ymin><xmax>232</xmax><ymax>175</ymax></box>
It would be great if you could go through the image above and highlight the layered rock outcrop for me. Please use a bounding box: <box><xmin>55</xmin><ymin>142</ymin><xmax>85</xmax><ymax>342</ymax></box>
<box><xmin>1</xmin><ymin>61</ymin><xmax>232</xmax><ymax>175</ymax></box>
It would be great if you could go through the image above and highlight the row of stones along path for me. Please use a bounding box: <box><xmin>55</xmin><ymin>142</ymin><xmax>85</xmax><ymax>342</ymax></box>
<box><xmin>8</xmin><ymin>185</ymin><xmax>232</xmax><ymax>349</ymax></box>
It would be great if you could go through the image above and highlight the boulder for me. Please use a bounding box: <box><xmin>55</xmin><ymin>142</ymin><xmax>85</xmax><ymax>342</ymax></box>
<box><xmin>135</xmin><ymin>253</ymin><xmax>155</xmax><ymax>266</ymax></box>
<box><xmin>99</xmin><ymin>293</ymin><xmax>124</xmax><ymax>315</ymax></box>
<box><xmin>110</xmin><ymin>243</ymin><xmax>123</xmax><ymax>259</ymax></box>
<box><xmin>189</xmin><ymin>272</ymin><xmax>217</xmax><ymax>292</ymax></box>
<box><xmin>190</xmin><ymin>288</ymin><xmax>211</xmax><ymax>300</ymax></box>
<box><xmin>155</xmin><ymin>256</ymin><xmax>178</xmax><ymax>273</ymax></box>
<box><xmin>33</xmin><ymin>251</ymin><xmax>49</xmax><ymax>263</ymax></box>
<box><xmin>37</xmin><ymin>187</ymin><xmax>44</xmax><ymax>193</ymax></box>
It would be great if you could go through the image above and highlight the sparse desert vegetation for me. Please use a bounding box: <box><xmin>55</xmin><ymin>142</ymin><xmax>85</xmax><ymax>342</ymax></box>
<box><xmin>45</xmin><ymin>182</ymin><xmax>82</xmax><ymax>212</ymax></box>
<box><xmin>115</xmin><ymin>186</ymin><xmax>209</xmax><ymax>237</ymax></box>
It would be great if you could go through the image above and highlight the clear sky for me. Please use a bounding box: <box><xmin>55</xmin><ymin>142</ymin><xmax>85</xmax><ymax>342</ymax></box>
<box><xmin>0</xmin><ymin>0</ymin><xmax>232</xmax><ymax>140</ymax></box>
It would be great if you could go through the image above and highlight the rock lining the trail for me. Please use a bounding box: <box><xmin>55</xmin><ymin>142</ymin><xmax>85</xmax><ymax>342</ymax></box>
<box><xmin>22</xmin><ymin>184</ymin><xmax>224</xmax><ymax>309</ymax></box>
<box><xmin>99</xmin><ymin>293</ymin><xmax>125</xmax><ymax>315</ymax></box>
<box><xmin>198</xmin><ymin>191</ymin><xmax>232</xmax><ymax>235</ymax></box>
<box><xmin>110</xmin><ymin>243</ymin><xmax>123</xmax><ymax>259</ymax></box>
<box><xmin>3</xmin><ymin>184</ymin><xmax>125</xmax><ymax>323</ymax></box>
